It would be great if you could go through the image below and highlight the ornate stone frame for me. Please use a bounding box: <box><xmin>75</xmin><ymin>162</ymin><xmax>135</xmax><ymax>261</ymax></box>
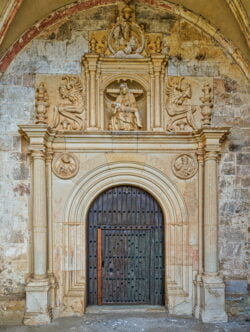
<box><xmin>18</xmin><ymin>126</ymin><xmax>230</xmax><ymax>325</ymax></box>
<box><xmin>63</xmin><ymin>162</ymin><xmax>189</xmax><ymax>313</ymax></box>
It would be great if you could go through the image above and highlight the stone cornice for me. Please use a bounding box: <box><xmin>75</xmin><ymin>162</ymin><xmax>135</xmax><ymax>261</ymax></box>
<box><xmin>18</xmin><ymin>125</ymin><xmax>231</xmax><ymax>153</ymax></box>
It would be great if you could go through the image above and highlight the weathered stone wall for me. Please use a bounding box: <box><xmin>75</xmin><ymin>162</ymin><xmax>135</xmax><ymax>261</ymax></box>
<box><xmin>0</xmin><ymin>3</ymin><xmax>249</xmax><ymax>322</ymax></box>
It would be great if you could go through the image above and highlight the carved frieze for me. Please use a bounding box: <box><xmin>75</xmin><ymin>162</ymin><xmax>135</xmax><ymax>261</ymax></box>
<box><xmin>172</xmin><ymin>154</ymin><xmax>198</xmax><ymax>179</ymax></box>
<box><xmin>52</xmin><ymin>153</ymin><xmax>79</xmax><ymax>179</ymax></box>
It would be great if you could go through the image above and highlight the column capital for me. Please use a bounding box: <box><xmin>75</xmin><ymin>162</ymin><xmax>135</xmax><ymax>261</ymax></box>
<box><xmin>150</xmin><ymin>54</ymin><xmax>167</xmax><ymax>72</ymax></box>
<box><xmin>19</xmin><ymin>124</ymin><xmax>51</xmax><ymax>152</ymax></box>
<box><xmin>82</xmin><ymin>53</ymin><xmax>99</xmax><ymax>71</ymax></box>
<box><xmin>198</xmin><ymin>127</ymin><xmax>230</xmax><ymax>153</ymax></box>
<box><xmin>45</xmin><ymin>150</ymin><xmax>54</xmax><ymax>162</ymax></box>
<box><xmin>204</xmin><ymin>150</ymin><xmax>218</xmax><ymax>161</ymax></box>
<box><xmin>31</xmin><ymin>150</ymin><xmax>45</xmax><ymax>160</ymax></box>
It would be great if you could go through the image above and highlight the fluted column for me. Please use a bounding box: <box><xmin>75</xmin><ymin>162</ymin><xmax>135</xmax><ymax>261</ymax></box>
<box><xmin>83</xmin><ymin>54</ymin><xmax>99</xmax><ymax>130</ymax></box>
<box><xmin>32</xmin><ymin>150</ymin><xmax>48</xmax><ymax>278</ymax></box>
<box><xmin>204</xmin><ymin>150</ymin><xmax>219</xmax><ymax>274</ymax></box>
<box><xmin>19</xmin><ymin>125</ymin><xmax>52</xmax><ymax>325</ymax></box>
<box><xmin>45</xmin><ymin>150</ymin><xmax>57</xmax><ymax>310</ymax></box>
<box><xmin>194</xmin><ymin>142</ymin><xmax>204</xmax><ymax>319</ymax></box>
<box><xmin>199</xmin><ymin>128</ymin><xmax>230</xmax><ymax>323</ymax></box>
<box><xmin>151</xmin><ymin>55</ymin><xmax>166</xmax><ymax>131</ymax></box>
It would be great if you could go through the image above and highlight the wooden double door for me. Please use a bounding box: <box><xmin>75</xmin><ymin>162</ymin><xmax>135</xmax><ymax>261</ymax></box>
<box><xmin>88</xmin><ymin>185</ymin><xmax>164</xmax><ymax>305</ymax></box>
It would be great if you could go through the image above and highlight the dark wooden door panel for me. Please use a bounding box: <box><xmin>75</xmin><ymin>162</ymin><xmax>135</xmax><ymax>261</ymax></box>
<box><xmin>88</xmin><ymin>185</ymin><xmax>164</xmax><ymax>305</ymax></box>
<box><xmin>101</xmin><ymin>229</ymin><xmax>150</xmax><ymax>304</ymax></box>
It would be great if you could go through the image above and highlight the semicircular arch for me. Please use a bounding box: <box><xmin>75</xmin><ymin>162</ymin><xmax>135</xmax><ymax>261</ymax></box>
<box><xmin>64</xmin><ymin>161</ymin><xmax>188</xmax><ymax>224</ymax></box>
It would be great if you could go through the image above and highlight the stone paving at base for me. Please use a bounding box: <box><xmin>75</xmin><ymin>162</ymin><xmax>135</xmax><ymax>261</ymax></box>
<box><xmin>0</xmin><ymin>313</ymin><xmax>249</xmax><ymax>332</ymax></box>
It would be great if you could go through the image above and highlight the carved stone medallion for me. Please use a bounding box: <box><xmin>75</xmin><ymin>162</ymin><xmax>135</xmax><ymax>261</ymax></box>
<box><xmin>52</xmin><ymin>153</ymin><xmax>79</xmax><ymax>179</ymax></box>
<box><xmin>107</xmin><ymin>4</ymin><xmax>145</xmax><ymax>57</ymax></box>
<box><xmin>172</xmin><ymin>154</ymin><xmax>198</xmax><ymax>179</ymax></box>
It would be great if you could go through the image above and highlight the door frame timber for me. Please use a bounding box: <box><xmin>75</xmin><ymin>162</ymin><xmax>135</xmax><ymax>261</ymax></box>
<box><xmin>97</xmin><ymin>228</ymin><xmax>102</xmax><ymax>305</ymax></box>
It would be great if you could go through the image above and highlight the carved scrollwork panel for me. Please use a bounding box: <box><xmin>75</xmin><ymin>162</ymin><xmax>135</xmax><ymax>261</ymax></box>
<box><xmin>165</xmin><ymin>77</ymin><xmax>198</xmax><ymax>132</ymax></box>
<box><xmin>172</xmin><ymin>154</ymin><xmax>198</xmax><ymax>179</ymax></box>
<box><xmin>52</xmin><ymin>153</ymin><xmax>79</xmax><ymax>179</ymax></box>
<box><xmin>165</xmin><ymin>77</ymin><xmax>214</xmax><ymax>132</ymax></box>
<box><xmin>52</xmin><ymin>76</ymin><xmax>85</xmax><ymax>131</ymax></box>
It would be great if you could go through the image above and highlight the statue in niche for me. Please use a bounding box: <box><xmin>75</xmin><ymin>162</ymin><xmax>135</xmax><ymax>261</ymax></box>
<box><xmin>52</xmin><ymin>76</ymin><xmax>85</xmax><ymax>131</ymax></box>
<box><xmin>165</xmin><ymin>77</ymin><xmax>197</xmax><ymax>132</ymax></box>
<box><xmin>108</xmin><ymin>3</ymin><xmax>145</xmax><ymax>57</ymax></box>
<box><xmin>108</xmin><ymin>82</ymin><xmax>143</xmax><ymax>131</ymax></box>
<box><xmin>52</xmin><ymin>153</ymin><xmax>79</xmax><ymax>179</ymax></box>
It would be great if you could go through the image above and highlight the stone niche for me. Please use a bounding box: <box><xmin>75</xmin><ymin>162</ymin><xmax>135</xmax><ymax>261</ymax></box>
<box><xmin>82</xmin><ymin>55</ymin><xmax>166</xmax><ymax>131</ymax></box>
<box><xmin>18</xmin><ymin>1</ymin><xmax>231</xmax><ymax>326</ymax></box>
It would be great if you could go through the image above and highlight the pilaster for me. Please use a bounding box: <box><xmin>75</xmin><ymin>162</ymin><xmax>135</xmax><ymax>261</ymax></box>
<box><xmin>193</xmin><ymin>139</ymin><xmax>204</xmax><ymax>319</ymax></box>
<box><xmin>151</xmin><ymin>55</ymin><xmax>167</xmax><ymax>131</ymax></box>
<box><xmin>19</xmin><ymin>124</ymin><xmax>52</xmax><ymax>325</ymax></box>
<box><xmin>198</xmin><ymin>128</ymin><xmax>230</xmax><ymax>323</ymax></box>
<box><xmin>83</xmin><ymin>54</ymin><xmax>100</xmax><ymax>130</ymax></box>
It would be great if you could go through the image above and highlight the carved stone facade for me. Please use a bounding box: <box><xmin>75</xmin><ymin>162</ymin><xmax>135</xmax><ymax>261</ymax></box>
<box><xmin>0</xmin><ymin>0</ymin><xmax>249</xmax><ymax>327</ymax></box>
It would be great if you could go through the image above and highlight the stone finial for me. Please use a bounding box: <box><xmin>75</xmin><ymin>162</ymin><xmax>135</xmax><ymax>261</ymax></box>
<box><xmin>90</xmin><ymin>36</ymin><xmax>97</xmax><ymax>53</ymax></box>
<box><xmin>35</xmin><ymin>83</ymin><xmax>49</xmax><ymax>124</ymax></box>
<box><xmin>200</xmin><ymin>83</ymin><xmax>213</xmax><ymax>126</ymax></box>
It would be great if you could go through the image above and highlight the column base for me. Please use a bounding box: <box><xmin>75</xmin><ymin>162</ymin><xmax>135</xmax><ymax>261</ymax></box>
<box><xmin>200</xmin><ymin>274</ymin><xmax>228</xmax><ymax>323</ymax></box>
<box><xmin>23</xmin><ymin>277</ymin><xmax>52</xmax><ymax>325</ymax></box>
<box><xmin>194</xmin><ymin>274</ymin><xmax>203</xmax><ymax>319</ymax></box>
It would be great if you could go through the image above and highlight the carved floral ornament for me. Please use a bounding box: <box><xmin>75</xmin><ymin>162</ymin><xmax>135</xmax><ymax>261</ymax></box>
<box><xmin>172</xmin><ymin>154</ymin><xmax>198</xmax><ymax>179</ymax></box>
<box><xmin>52</xmin><ymin>153</ymin><xmax>79</xmax><ymax>179</ymax></box>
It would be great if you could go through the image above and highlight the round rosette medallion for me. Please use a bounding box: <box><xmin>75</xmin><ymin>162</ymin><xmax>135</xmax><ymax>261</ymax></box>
<box><xmin>52</xmin><ymin>153</ymin><xmax>79</xmax><ymax>179</ymax></box>
<box><xmin>172</xmin><ymin>154</ymin><xmax>198</xmax><ymax>179</ymax></box>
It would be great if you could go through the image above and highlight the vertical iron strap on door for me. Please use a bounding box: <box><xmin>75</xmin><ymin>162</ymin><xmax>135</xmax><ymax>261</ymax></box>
<box><xmin>97</xmin><ymin>228</ymin><xmax>102</xmax><ymax>305</ymax></box>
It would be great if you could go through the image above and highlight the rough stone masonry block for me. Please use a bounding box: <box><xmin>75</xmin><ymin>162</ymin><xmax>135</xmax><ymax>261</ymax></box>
<box><xmin>225</xmin><ymin>280</ymin><xmax>248</xmax><ymax>294</ymax></box>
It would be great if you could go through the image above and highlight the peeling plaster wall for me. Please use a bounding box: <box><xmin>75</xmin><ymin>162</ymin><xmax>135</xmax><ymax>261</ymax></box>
<box><xmin>0</xmin><ymin>4</ymin><xmax>249</xmax><ymax>323</ymax></box>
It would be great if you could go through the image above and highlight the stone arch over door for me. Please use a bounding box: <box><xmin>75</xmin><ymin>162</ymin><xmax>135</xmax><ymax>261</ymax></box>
<box><xmin>63</xmin><ymin>161</ymin><xmax>190</xmax><ymax>314</ymax></box>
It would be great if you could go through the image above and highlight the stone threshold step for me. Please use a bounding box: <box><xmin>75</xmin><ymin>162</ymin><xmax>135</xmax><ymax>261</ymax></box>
<box><xmin>86</xmin><ymin>305</ymin><xmax>167</xmax><ymax>313</ymax></box>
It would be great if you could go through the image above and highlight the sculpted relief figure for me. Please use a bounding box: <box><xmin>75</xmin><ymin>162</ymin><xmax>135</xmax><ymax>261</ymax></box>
<box><xmin>109</xmin><ymin>83</ymin><xmax>142</xmax><ymax>131</ymax></box>
<box><xmin>52</xmin><ymin>76</ymin><xmax>85</xmax><ymax>130</ymax></box>
<box><xmin>108</xmin><ymin>4</ymin><xmax>145</xmax><ymax>57</ymax></box>
<box><xmin>172</xmin><ymin>154</ymin><xmax>198</xmax><ymax>179</ymax></box>
<box><xmin>52</xmin><ymin>153</ymin><xmax>79</xmax><ymax>179</ymax></box>
<box><xmin>166</xmin><ymin>77</ymin><xmax>197</xmax><ymax>132</ymax></box>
